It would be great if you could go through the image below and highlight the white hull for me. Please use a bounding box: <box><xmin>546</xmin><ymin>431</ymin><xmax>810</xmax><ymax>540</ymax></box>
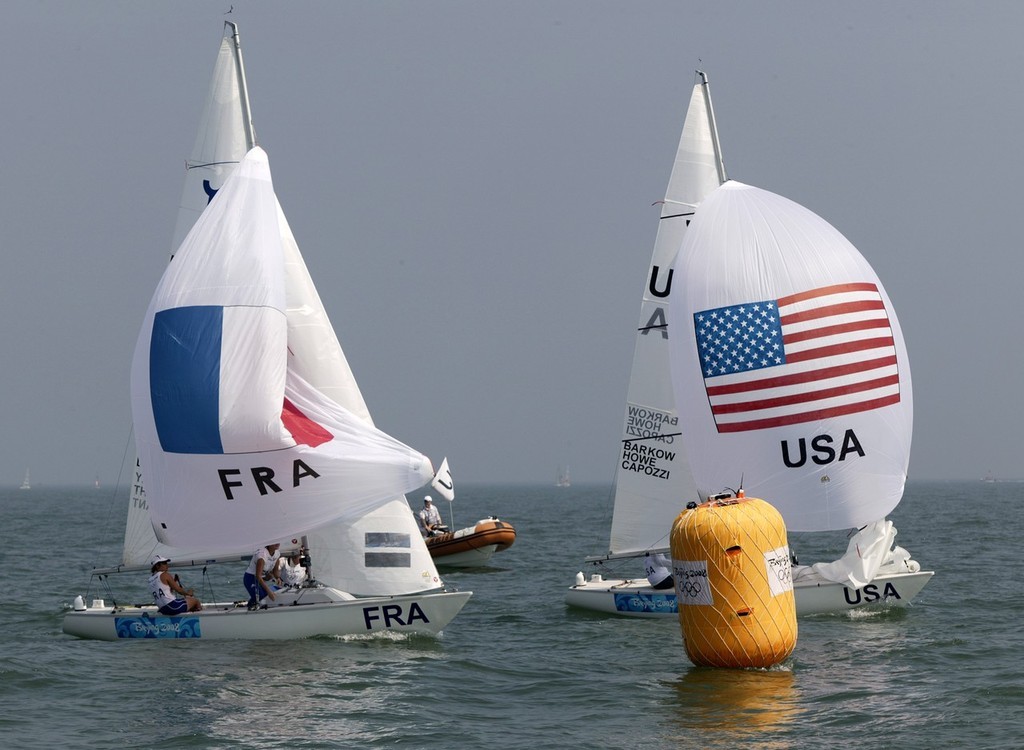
<box><xmin>63</xmin><ymin>586</ymin><xmax>471</xmax><ymax>641</ymax></box>
<box><xmin>566</xmin><ymin>569</ymin><xmax>934</xmax><ymax>618</ymax></box>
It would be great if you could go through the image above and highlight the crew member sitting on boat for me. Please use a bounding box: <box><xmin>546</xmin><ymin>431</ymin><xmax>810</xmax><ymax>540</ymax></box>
<box><xmin>418</xmin><ymin>495</ymin><xmax>446</xmax><ymax>536</ymax></box>
<box><xmin>149</xmin><ymin>554</ymin><xmax>202</xmax><ymax>614</ymax></box>
<box><xmin>244</xmin><ymin>543</ymin><xmax>282</xmax><ymax>609</ymax></box>
<box><xmin>279</xmin><ymin>550</ymin><xmax>307</xmax><ymax>587</ymax></box>
<box><xmin>644</xmin><ymin>551</ymin><xmax>674</xmax><ymax>590</ymax></box>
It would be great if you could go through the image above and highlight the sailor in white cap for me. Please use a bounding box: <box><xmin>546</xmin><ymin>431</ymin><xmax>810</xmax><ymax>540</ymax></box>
<box><xmin>148</xmin><ymin>554</ymin><xmax>202</xmax><ymax>614</ymax></box>
<box><xmin>418</xmin><ymin>495</ymin><xmax>443</xmax><ymax>536</ymax></box>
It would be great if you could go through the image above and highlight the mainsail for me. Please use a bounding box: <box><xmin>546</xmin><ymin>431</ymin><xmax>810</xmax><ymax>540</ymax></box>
<box><xmin>123</xmin><ymin>23</ymin><xmax>256</xmax><ymax>568</ymax></box>
<box><xmin>604</xmin><ymin>75</ymin><xmax>725</xmax><ymax>560</ymax></box>
<box><xmin>170</xmin><ymin>23</ymin><xmax>255</xmax><ymax>255</ymax></box>
<box><xmin>667</xmin><ymin>181</ymin><xmax>913</xmax><ymax>531</ymax></box>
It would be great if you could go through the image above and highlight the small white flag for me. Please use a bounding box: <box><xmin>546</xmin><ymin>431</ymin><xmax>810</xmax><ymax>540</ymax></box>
<box><xmin>430</xmin><ymin>457</ymin><xmax>455</xmax><ymax>501</ymax></box>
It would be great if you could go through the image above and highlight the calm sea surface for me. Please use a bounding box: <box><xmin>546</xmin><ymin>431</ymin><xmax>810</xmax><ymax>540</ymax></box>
<box><xmin>1</xmin><ymin>480</ymin><xmax>1021</xmax><ymax>749</ymax></box>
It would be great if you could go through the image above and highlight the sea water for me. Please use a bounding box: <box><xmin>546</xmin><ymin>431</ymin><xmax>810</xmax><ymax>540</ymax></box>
<box><xmin>1</xmin><ymin>480</ymin><xmax>1022</xmax><ymax>749</ymax></box>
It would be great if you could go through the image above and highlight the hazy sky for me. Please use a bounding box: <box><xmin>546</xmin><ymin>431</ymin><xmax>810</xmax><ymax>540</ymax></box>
<box><xmin>2</xmin><ymin>1</ymin><xmax>1021</xmax><ymax>487</ymax></box>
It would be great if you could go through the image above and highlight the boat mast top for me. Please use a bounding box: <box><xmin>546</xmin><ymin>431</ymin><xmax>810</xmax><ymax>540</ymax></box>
<box><xmin>697</xmin><ymin>70</ymin><xmax>727</xmax><ymax>184</ymax></box>
<box><xmin>225</xmin><ymin>21</ymin><xmax>257</xmax><ymax>149</ymax></box>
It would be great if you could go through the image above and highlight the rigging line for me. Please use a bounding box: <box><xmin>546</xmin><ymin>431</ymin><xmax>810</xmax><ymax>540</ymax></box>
<box><xmin>98</xmin><ymin>575</ymin><xmax>118</xmax><ymax>608</ymax></box>
<box><xmin>659</xmin><ymin>211</ymin><xmax>695</xmax><ymax>220</ymax></box>
<box><xmin>591</xmin><ymin>558</ymin><xmax>634</xmax><ymax>578</ymax></box>
<box><xmin>87</xmin><ymin>423</ymin><xmax>137</xmax><ymax>578</ymax></box>
<box><xmin>621</xmin><ymin>433</ymin><xmax>682</xmax><ymax>443</ymax></box>
<box><xmin>185</xmin><ymin>159</ymin><xmax>241</xmax><ymax>170</ymax></box>
<box><xmin>201</xmin><ymin>565</ymin><xmax>219</xmax><ymax>604</ymax></box>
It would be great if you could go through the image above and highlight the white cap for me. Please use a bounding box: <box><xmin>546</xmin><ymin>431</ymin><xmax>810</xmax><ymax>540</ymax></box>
<box><xmin>424</xmin><ymin>495</ymin><xmax>433</xmax><ymax>503</ymax></box>
<box><xmin>149</xmin><ymin>554</ymin><xmax>171</xmax><ymax>567</ymax></box>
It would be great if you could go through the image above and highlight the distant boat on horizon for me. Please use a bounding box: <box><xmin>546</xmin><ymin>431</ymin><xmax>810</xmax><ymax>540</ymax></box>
<box><xmin>556</xmin><ymin>465</ymin><xmax>571</xmax><ymax>488</ymax></box>
<box><xmin>19</xmin><ymin>468</ymin><xmax>30</xmax><ymax>491</ymax></box>
<box><xmin>979</xmin><ymin>472</ymin><xmax>1023</xmax><ymax>483</ymax></box>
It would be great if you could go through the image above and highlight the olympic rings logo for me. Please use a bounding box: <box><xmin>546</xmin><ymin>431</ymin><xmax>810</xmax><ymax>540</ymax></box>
<box><xmin>679</xmin><ymin>579</ymin><xmax>703</xmax><ymax>597</ymax></box>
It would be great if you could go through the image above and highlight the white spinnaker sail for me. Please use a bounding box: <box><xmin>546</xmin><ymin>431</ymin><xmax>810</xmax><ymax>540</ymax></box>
<box><xmin>606</xmin><ymin>77</ymin><xmax>725</xmax><ymax>559</ymax></box>
<box><xmin>131</xmin><ymin>148</ymin><xmax>434</xmax><ymax>550</ymax></box>
<box><xmin>667</xmin><ymin>181</ymin><xmax>913</xmax><ymax>531</ymax></box>
<box><xmin>278</xmin><ymin>203</ymin><xmax>444</xmax><ymax>595</ymax></box>
<box><xmin>123</xmin><ymin>23</ymin><xmax>256</xmax><ymax>568</ymax></box>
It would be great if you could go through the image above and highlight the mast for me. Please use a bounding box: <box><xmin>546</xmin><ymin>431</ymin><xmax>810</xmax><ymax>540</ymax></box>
<box><xmin>697</xmin><ymin>70</ymin><xmax>727</xmax><ymax>184</ymax></box>
<box><xmin>225</xmin><ymin>21</ymin><xmax>256</xmax><ymax>149</ymax></box>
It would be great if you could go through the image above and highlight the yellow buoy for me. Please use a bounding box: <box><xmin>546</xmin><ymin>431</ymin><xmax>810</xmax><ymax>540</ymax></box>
<box><xmin>670</xmin><ymin>492</ymin><xmax>796</xmax><ymax>668</ymax></box>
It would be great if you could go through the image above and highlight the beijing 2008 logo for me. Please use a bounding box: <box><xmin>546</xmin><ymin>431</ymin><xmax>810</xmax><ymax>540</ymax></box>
<box><xmin>673</xmin><ymin>560</ymin><xmax>713</xmax><ymax>606</ymax></box>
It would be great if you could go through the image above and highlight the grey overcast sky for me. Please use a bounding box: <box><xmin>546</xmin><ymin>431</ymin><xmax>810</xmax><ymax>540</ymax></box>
<box><xmin>2</xmin><ymin>1</ymin><xmax>1020</xmax><ymax>487</ymax></box>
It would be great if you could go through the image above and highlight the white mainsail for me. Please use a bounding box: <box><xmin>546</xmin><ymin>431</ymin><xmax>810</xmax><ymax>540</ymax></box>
<box><xmin>122</xmin><ymin>23</ymin><xmax>256</xmax><ymax>568</ymax></box>
<box><xmin>170</xmin><ymin>24</ymin><xmax>255</xmax><ymax>255</ymax></box>
<box><xmin>603</xmin><ymin>75</ymin><xmax>725</xmax><ymax>560</ymax></box>
<box><xmin>667</xmin><ymin>181</ymin><xmax>913</xmax><ymax>532</ymax></box>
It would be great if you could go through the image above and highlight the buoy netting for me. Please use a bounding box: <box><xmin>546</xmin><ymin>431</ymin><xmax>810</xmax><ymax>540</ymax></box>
<box><xmin>670</xmin><ymin>494</ymin><xmax>797</xmax><ymax>668</ymax></box>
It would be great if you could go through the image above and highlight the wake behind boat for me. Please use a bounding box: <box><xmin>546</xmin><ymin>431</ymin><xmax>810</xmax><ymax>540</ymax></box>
<box><xmin>566</xmin><ymin>72</ymin><xmax>931</xmax><ymax>619</ymax></box>
<box><xmin>64</xmin><ymin>24</ymin><xmax>470</xmax><ymax>641</ymax></box>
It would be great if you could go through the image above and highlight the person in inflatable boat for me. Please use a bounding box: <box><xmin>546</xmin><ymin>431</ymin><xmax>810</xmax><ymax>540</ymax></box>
<box><xmin>418</xmin><ymin>495</ymin><xmax>445</xmax><ymax>536</ymax></box>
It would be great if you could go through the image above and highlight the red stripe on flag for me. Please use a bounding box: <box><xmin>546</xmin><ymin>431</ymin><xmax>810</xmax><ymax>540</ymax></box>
<box><xmin>713</xmin><ymin>394</ymin><xmax>902</xmax><ymax>433</ymax></box>
<box><xmin>780</xmin><ymin>299</ymin><xmax>886</xmax><ymax>326</ymax></box>
<box><xmin>711</xmin><ymin>374</ymin><xmax>900</xmax><ymax>415</ymax></box>
<box><xmin>777</xmin><ymin>282</ymin><xmax>879</xmax><ymax>307</ymax></box>
<box><xmin>705</xmin><ymin>355</ymin><xmax>899</xmax><ymax>396</ymax></box>
<box><xmin>784</xmin><ymin>317</ymin><xmax>892</xmax><ymax>344</ymax></box>
<box><xmin>782</xmin><ymin>335</ymin><xmax>896</xmax><ymax>364</ymax></box>
<box><xmin>281</xmin><ymin>399</ymin><xmax>332</xmax><ymax>448</ymax></box>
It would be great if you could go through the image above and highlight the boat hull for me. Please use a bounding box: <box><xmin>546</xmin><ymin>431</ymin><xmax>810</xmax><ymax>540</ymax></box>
<box><xmin>425</xmin><ymin>519</ymin><xmax>516</xmax><ymax>568</ymax></box>
<box><xmin>565</xmin><ymin>569</ymin><xmax>934</xmax><ymax>618</ymax></box>
<box><xmin>63</xmin><ymin>587</ymin><xmax>471</xmax><ymax>641</ymax></box>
